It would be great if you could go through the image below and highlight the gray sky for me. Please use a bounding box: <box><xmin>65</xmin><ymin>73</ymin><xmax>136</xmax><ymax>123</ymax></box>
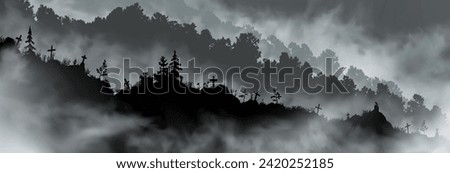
<box><xmin>26</xmin><ymin>0</ymin><xmax>450</xmax><ymax>118</ymax></box>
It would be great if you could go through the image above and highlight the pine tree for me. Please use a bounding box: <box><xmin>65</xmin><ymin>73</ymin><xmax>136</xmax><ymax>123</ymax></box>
<box><xmin>24</xmin><ymin>26</ymin><xmax>36</xmax><ymax>55</ymax></box>
<box><xmin>158</xmin><ymin>56</ymin><xmax>168</xmax><ymax>76</ymax></box>
<box><xmin>169</xmin><ymin>50</ymin><xmax>182</xmax><ymax>81</ymax></box>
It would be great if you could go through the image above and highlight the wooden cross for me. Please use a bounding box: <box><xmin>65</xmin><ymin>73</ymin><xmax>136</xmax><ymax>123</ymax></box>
<box><xmin>315</xmin><ymin>104</ymin><xmax>323</xmax><ymax>114</ymax></box>
<box><xmin>15</xmin><ymin>35</ymin><xmax>22</xmax><ymax>44</ymax></box>
<box><xmin>271</xmin><ymin>89</ymin><xmax>282</xmax><ymax>104</ymax></box>
<box><xmin>405</xmin><ymin>123</ymin><xmax>411</xmax><ymax>134</ymax></box>
<box><xmin>209</xmin><ymin>75</ymin><xmax>218</xmax><ymax>87</ymax></box>
<box><xmin>124</xmin><ymin>78</ymin><xmax>130</xmax><ymax>90</ymax></box>
<box><xmin>81</xmin><ymin>55</ymin><xmax>87</xmax><ymax>63</ymax></box>
<box><xmin>48</xmin><ymin>45</ymin><xmax>56</xmax><ymax>58</ymax></box>
<box><xmin>253</xmin><ymin>91</ymin><xmax>260</xmax><ymax>101</ymax></box>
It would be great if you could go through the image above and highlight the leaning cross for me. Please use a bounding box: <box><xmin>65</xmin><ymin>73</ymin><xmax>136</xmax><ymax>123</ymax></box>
<box><xmin>81</xmin><ymin>55</ymin><xmax>87</xmax><ymax>62</ymax></box>
<box><xmin>16</xmin><ymin>35</ymin><xmax>22</xmax><ymax>44</ymax></box>
<box><xmin>253</xmin><ymin>91</ymin><xmax>260</xmax><ymax>101</ymax></box>
<box><xmin>405</xmin><ymin>123</ymin><xmax>411</xmax><ymax>134</ymax></box>
<box><xmin>315</xmin><ymin>104</ymin><xmax>323</xmax><ymax>114</ymax></box>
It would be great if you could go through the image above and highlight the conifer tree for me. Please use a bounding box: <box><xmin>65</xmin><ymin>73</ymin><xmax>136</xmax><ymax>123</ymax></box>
<box><xmin>24</xmin><ymin>26</ymin><xmax>36</xmax><ymax>55</ymax></box>
<box><xmin>158</xmin><ymin>56</ymin><xmax>168</xmax><ymax>76</ymax></box>
<box><xmin>169</xmin><ymin>50</ymin><xmax>182</xmax><ymax>81</ymax></box>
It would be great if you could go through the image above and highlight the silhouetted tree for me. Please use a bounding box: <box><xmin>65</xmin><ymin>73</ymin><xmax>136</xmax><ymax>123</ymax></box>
<box><xmin>24</xmin><ymin>26</ymin><xmax>36</xmax><ymax>55</ymax></box>
<box><xmin>96</xmin><ymin>60</ymin><xmax>108</xmax><ymax>80</ymax></box>
<box><xmin>342</xmin><ymin>76</ymin><xmax>356</xmax><ymax>94</ymax></box>
<box><xmin>169</xmin><ymin>50</ymin><xmax>182</xmax><ymax>81</ymax></box>
<box><xmin>376</xmin><ymin>83</ymin><xmax>390</xmax><ymax>96</ymax></box>
<box><xmin>158</xmin><ymin>56</ymin><xmax>168</xmax><ymax>75</ymax></box>
<box><xmin>406</xmin><ymin>94</ymin><xmax>425</xmax><ymax>114</ymax></box>
<box><xmin>232</xmin><ymin>33</ymin><xmax>261</xmax><ymax>66</ymax></box>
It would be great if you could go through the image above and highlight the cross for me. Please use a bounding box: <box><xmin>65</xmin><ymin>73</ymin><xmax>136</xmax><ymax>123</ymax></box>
<box><xmin>209</xmin><ymin>75</ymin><xmax>218</xmax><ymax>87</ymax></box>
<box><xmin>48</xmin><ymin>45</ymin><xmax>56</xmax><ymax>59</ymax></box>
<box><xmin>271</xmin><ymin>89</ymin><xmax>282</xmax><ymax>104</ymax></box>
<box><xmin>124</xmin><ymin>78</ymin><xmax>130</xmax><ymax>90</ymax></box>
<box><xmin>253</xmin><ymin>91</ymin><xmax>260</xmax><ymax>101</ymax></box>
<box><xmin>315</xmin><ymin>104</ymin><xmax>322</xmax><ymax>114</ymax></box>
<box><xmin>15</xmin><ymin>35</ymin><xmax>22</xmax><ymax>44</ymax></box>
<box><xmin>405</xmin><ymin>123</ymin><xmax>411</xmax><ymax>134</ymax></box>
<box><xmin>346</xmin><ymin>113</ymin><xmax>350</xmax><ymax>120</ymax></box>
<box><xmin>81</xmin><ymin>55</ymin><xmax>87</xmax><ymax>63</ymax></box>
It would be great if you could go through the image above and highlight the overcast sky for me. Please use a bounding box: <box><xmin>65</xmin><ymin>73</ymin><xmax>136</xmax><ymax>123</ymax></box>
<box><xmin>26</xmin><ymin>0</ymin><xmax>450</xmax><ymax>118</ymax></box>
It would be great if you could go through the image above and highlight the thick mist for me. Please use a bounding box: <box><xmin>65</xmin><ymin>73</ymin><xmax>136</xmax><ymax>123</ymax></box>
<box><xmin>190</xmin><ymin>0</ymin><xmax>450</xmax><ymax>133</ymax></box>
<box><xmin>24</xmin><ymin>0</ymin><xmax>450</xmax><ymax>121</ymax></box>
<box><xmin>1</xmin><ymin>0</ymin><xmax>449</xmax><ymax>152</ymax></box>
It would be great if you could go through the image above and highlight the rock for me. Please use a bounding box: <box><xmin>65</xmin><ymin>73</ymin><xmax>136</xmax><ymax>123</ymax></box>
<box><xmin>349</xmin><ymin>110</ymin><xmax>394</xmax><ymax>135</ymax></box>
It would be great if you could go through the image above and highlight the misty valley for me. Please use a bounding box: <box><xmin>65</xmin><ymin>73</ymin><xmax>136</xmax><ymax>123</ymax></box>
<box><xmin>0</xmin><ymin>0</ymin><xmax>449</xmax><ymax>153</ymax></box>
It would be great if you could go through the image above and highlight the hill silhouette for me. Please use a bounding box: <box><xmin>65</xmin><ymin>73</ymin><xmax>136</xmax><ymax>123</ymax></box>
<box><xmin>349</xmin><ymin>110</ymin><xmax>394</xmax><ymax>135</ymax></box>
<box><xmin>2</xmin><ymin>0</ymin><xmax>446</xmax><ymax>131</ymax></box>
<box><xmin>1</xmin><ymin>36</ymin><xmax>449</xmax><ymax>152</ymax></box>
<box><xmin>0</xmin><ymin>0</ymin><xmax>449</xmax><ymax>152</ymax></box>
